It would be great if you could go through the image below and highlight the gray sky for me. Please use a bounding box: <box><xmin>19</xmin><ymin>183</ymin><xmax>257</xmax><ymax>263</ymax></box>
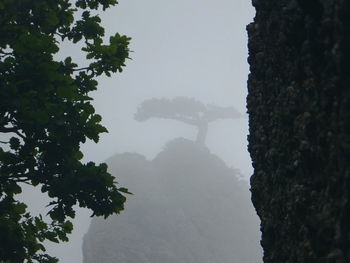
<box><xmin>44</xmin><ymin>0</ymin><xmax>255</xmax><ymax>262</ymax></box>
<box><xmin>83</xmin><ymin>0</ymin><xmax>254</xmax><ymax>174</ymax></box>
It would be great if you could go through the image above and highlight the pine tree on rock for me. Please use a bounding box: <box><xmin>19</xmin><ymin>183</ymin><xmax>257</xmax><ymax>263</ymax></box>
<box><xmin>135</xmin><ymin>97</ymin><xmax>242</xmax><ymax>145</ymax></box>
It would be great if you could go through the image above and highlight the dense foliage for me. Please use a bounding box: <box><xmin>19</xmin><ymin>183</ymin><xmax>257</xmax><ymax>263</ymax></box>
<box><xmin>0</xmin><ymin>0</ymin><xmax>130</xmax><ymax>262</ymax></box>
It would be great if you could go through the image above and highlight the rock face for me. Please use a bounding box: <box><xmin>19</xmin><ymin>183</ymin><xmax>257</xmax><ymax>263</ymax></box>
<box><xmin>82</xmin><ymin>138</ymin><xmax>262</xmax><ymax>263</ymax></box>
<box><xmin>247</xmin><ymin>0</ymin><xmax>350</xmax><ymax>262</ymax></box>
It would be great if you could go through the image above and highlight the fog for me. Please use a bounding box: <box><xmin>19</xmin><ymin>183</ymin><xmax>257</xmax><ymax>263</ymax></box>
<box><xmin>27</xmin><ymin>0</ymin><xmax>258</xmax><ymax>262</ymax></box>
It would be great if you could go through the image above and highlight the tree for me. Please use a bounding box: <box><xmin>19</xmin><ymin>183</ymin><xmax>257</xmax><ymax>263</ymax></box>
<box><xmin>135</xmin><ymin>97</ymin><xmax>242</xmax><ymax>145</ymax></box>
<box><xmin>0</xmin><ymin>1</ymin><xmax>131</xmax><ymax>262</ymax></box>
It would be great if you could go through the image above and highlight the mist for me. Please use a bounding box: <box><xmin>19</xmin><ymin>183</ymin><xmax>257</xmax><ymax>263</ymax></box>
<box><xmin>28</xmin><ymin>0</ymin><xmax>259</xmax><ymax>262</ymax></box>
<box><xmin>82</xmin><ymin>0</ymin><xmax>254</xmax><ymax>174</ymax></box>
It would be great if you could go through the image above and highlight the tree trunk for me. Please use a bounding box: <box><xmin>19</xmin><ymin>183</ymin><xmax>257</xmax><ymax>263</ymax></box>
<box><xmin>247</xmin><ymin>0</ymin><xmax>350</xmax><ymax>262</ymax></box>
<box><xmin>195</xmin><ymin>122</ymin><xmax>208</xmax><ymax>146</ymax></box>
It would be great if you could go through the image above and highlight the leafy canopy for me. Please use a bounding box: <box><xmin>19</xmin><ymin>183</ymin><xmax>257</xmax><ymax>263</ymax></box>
<box><xmin>0</xmin><ymin>0</ymin><xmax>130</xmax><ymax>262</ymax></box>
<box><xmin>135</xmin><ymin>97</ymin><xmax>242</xmax><ymax>145</ymax></box>
<box><xmin>135</xmin><ymin>97</ymin><xmax>242</xmax><ymax>125</ymax></box>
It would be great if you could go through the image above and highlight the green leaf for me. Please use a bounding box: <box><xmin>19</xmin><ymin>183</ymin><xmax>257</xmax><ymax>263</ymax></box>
<box><xmin>9</xmin><ymin>137</ymin><xmax>21</xmax><ymax>150</ymax></box>
<box><xmin>118</xmin><ymin>187</ymin><xmax>132</xmax><ymax>195</ymax></box>
<box><xmin>34</xmin><ymin>109</ymin><xmax>50</xmax><ymax>124</ymax></box>
<box><xmin>90</xmin><ymin>114</ymin><xmax>102</xmax><ymax>123</ymax></box>
<box><xmin>74</xmin><ymin>151</ymin><xmax>84</xmax><ymax>160</ymax></box>
<box><xmin>45</xmin><ymin>232</ymin><xmax>59</xmax><ymax>243</ymax></box>
<box><xmin>57</xmin><ymin>86</ymin><xmax>74</xmax><ymax>99</ymax></box>
<box><xmin>13</xmin><ymin>203</ymin><xmax>27</xmax><ymax>214</ymax></box>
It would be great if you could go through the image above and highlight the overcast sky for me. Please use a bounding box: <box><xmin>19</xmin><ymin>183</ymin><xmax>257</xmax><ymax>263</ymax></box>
<box><xmin>83</xmin><ymin>0</ymin><xmax>255</xmax><ymax>174</ymax></box>
<box><xmin>44</xmin><ymin>1</ymin><xmax>255</xmax><ymax>261</ymax></box>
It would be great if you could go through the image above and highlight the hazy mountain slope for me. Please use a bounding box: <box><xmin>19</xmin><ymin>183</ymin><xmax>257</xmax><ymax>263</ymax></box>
<box><xmin>83</xmin><ymin>138</ymin><xmax>262</xmax><ymax>263</ymax></box>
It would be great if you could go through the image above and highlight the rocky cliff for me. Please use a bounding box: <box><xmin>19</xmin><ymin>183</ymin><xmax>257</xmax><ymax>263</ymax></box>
<box><xmin>247</xmin><ymin>0</ymin><xmax>350</xmax><ymax>262</ymax></box>
<box><xmin>83</xmin><ymin>138</ymin><xmax>262</xmax><ymax>263</ymax></box>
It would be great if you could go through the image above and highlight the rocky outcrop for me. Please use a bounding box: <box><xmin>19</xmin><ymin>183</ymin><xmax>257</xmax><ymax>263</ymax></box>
<box><xmin>247</xmin><ymin>0</ymin><xmax>350</xmax><ymax>262</ymax></box>
<box><xmin>82</xmin><ymin>138</ymin><xmax>262</xmax><ymax>263</ymax></box>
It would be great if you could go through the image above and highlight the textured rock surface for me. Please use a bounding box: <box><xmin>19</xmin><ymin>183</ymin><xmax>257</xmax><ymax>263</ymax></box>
<box><xmin>247</xmin><ymin>0</ymin><xmax>350</xmax><ymax>262</ymax></box>
<box><xmin>83</xmin><ymin>138</ymin><xmax>262</xmax><ymax>263</ymax></box>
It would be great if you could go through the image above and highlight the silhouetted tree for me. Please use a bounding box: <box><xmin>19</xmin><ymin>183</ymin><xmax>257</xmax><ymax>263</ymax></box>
<box><xmin>135</xmin><ymin>97</ymin><xmax>242</xmax><ymax>145</ymax></box>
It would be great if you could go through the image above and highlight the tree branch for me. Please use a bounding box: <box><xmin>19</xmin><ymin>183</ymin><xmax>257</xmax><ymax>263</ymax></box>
<box><xmin>0</xmin><ymin>126</ymin><xmax>17</xmax><ymax>133</ymax></box>
<box><xmin>0</xmin><ymin>126</ymin><xmax>26</xmax><ymax>139</ymax></box>
<box><xmin>0</xmin><ymin>50</ymin><xmax>13</xmax><ymax>55</ymax></box>
<box><xmin>171</xmin><ymin>115</ymin><xmax>202</xmax><ymax>126</ymax></box>
<box><xmin>73</xmin><ymin>66</ymin><xmax>91</xmax><ymax>72</ymax></box>
<box><xmin>0</xmin><ymin>176</ymin><xmax>30</xmax><ymax>184</ymax></box>
<box><xmin>0</xmin><ymin>50</ymin><xmax>14</xmax><ymax>60</ymax></box>
<box><xmin>54</xmin><ymin>32</ymin><xmax>65</xmax><ymax>41</ymax></box>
